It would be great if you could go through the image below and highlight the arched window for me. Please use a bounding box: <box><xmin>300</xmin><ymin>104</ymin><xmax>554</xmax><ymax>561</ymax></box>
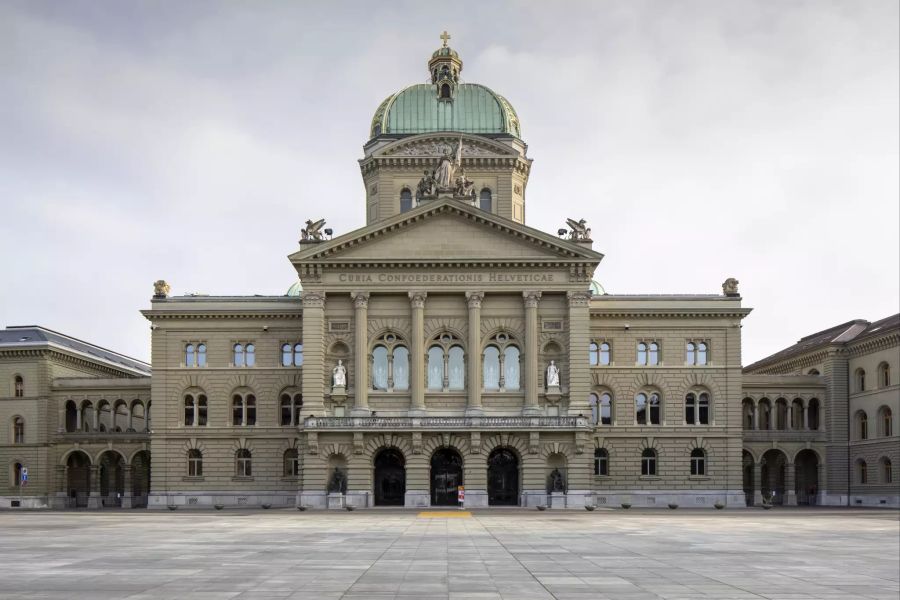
<box><xmin>236</xmin><ymin>449</ymin><xmax>252</xmax><ymax>477</ymax></box>
<box><xmin>393</xmin><ymin>346</ymin><xmax>409</xmax><ymax>391</ymax></box>
<box><xmin>232</xmin><ymin>393</ymin><xmax>256</xmax><ymax>426</ymax></box>
<box><xmin>589</xmin><ymin>393</ymin><xmax>599</xmax><ymax>424</ymax></box>
<box><xmin>742</xmin><ymin>398</ymin><xmax>755</xmax><ymax>430</ymax></box>
<box><xmin>479</xmin><ymin>188</ymin><xmax>492</xmax><ymax>212</ymax></box>
<box><xmin>599</xmin><ymin>342</ymin><xmax>611</xmax><ymax>365</ymax></box>
<box><xmin>685</xmin><ymin>392</ymin><xmax>710</xmax><ymax>425</ymax></box>
<box><xmin>878</xmin><ymin>362</ymin><xmax>890</xmax><ymax>388</ymax></box>
<box><xmin>400</xmin><ymin>188</ymin><xmax>412</xmax><ymax>213</ymax></box>
<box><xmin>282</xmin><ymin>343</ymin><xmax>302</xmax><ymax>367</ymax></box>
<box><xmin>690</xmin><ymin>448</ymin><xmax>706</xmax><ymax>476</ymax></box>
<box><xmin>758</xmin><ymin>398</ymin><xmax>772</xmax><ymax>430</ymax></box>
<box><xmin>648</xmin><ymin>343</ymin><xmax>659</xmax><ymax>365</ymax></box>
<box><xmin>281</xmin><ymin>393</ymin><xmax>303</xmax><ymax>426</ymax></box>
<box><xmin>503</xmin><ymin>346</ymin><xmax>520</xmax><ymax>391</ymax></box>
<box><xmin>791</xmin><ymin>399</ymin><xmax>804</xmax><ymax>430</ymax></box>
<box><xmin>12</xmin><ymin>462</ymin><xmax>23</xmax><ymax>487</ymax></box>
<box><xmin>283</xmin><ymin>448</ymin><xmax>300</xmax><ymax>477</ymax></box>
<box><xmin>807</xmin><ymin>398</ymin><xmax>820</xmax><ymax>430</ymax></box>
<box><xmin>880</xmin><ymin>406</ymin><xmax>893</xmax><ymax>437</ymax></box>
<box><xmin>185</xmin><ymin>344</ymin><xmax>195</xmax><ymax>367</ymax></box>
<box><xmin>599</xmin><ymin>392</ymin><xmax>612</xmax><ymax>425</ymax></box>
<box><xmin>855</xmin><ymin>368</ymin><xmax>866</xmax><ymax>392</ymax></box>
<box><xmin>372</xmin><ymin>345</ymin><xmax>389</xmax><ymax>390</ymax></box>
<box><xmin>594</xmin><ymin>448</ymin><xmax>609</xmax><ymax>476</ymax></box>
<box><xmin>775</xmin><ymin>398</ymin><xmax>788</xmax><ymax>430</ymax></box>
<box><xmin>448</xmin><ymin>346</ymin><xmax>465</xmax><ymax>390</ymax></box>
<box><xmin>440</xmin><ymin>83</ymin><xmax>451</xmax><ymax>99</ymax></box>
<box><xmin>293</xmin><ymin>343</ymin><xmax>303</xmax><ymax>366</ymax></box>
<box><xmin>686</xmin><ymin>342</ymin><xmax>695</xmax><ymax>365</ymax></box>
<box><xmin>697</xmin><ymin>342</ymin><xmax>708</xmax><ymax>365</ymax></box>
<box><xmin>857</xmin><ymin>411</ymin><xmax>868</xmax><ymax>440</ymax></box>
<box><xmin>197</xmin><ymin>343</ymin><xmax>207</xmax><ymax>367</ymax></box>
<box><xmin>13</xmin><ymin>416</ymin><xmax>24</xmax><ymax>444</ymax></box>
<box><xmin>636</xmin><ymin>392</ymin><xmax>661</xmax><ymax>425</ymax></box>
<box><xmin>187</xmin><ymin>449</ymin><xmax>203</xmax><ymax>477</ymax></box>
<box><xmin>637</xmin><ymin>343</ymin><xmax>647</xmax><ymax>365</ymax></box>
<box><xmin>641</xmin><ymin>449</ymin><xmax>657</xmax><ymax>476</ymax></box>
<box><xmin>245</xmin><ymin>344</ymin><xmax>255</xmax><ymax>367</ymax></box>
<box><xmin>808</xmin><ymin>368</ymin><xmax>820</xmax><ymax>375</ymax></box>
<box><xmin>483</xmin><ymin>346</ymin><xmax>500</xmax><ymax>390</ymax></box>
<box><xmin>183</xmin><ymin>395</ymin><xmax>206</xmax><ymax>427</ymax></box>
<box><xmin>881</xmin><ymin>457</ymin><xmax>893</xmax><ymax>484</ymax></box>
<box><xmin>14</xmin><ymin>375</ymin><xmax>24</xmax><ymax>397</ymax></box>
<box><xmin>589</xmin><ymin>342</ymin><xmax>599</xmax><ymax>366</ymax></box>
<box><xmin>858</xmin><ymin>459</ymin><xmax>867</xmax><ymax>484</ymax></box>
<box><xmin>234</xmin><ymin>344</ymin><xmax>245</xmax><ymax>367</ymax></box>
<box><xmin>428</xmin><ymin>346</ymin><xmax>445</xmax><ymax>391</ymax></box>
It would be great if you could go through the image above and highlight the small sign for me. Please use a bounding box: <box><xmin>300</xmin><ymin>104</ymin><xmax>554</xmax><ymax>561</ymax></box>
<box><xmin>457</xmin><ymin>485</ymin><xmax>465</xmax><ymax>504</ymax></box>
<box><xmin>21</xmin><ymin>467</ymin><xmax>28</xmax><ymax>486</ymax></box>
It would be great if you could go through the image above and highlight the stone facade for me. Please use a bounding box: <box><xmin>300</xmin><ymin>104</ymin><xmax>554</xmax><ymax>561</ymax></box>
<box><xmin>2</xmin><ymin>38</ymin><xmax>896</xmax><ymax>510</ymax></box>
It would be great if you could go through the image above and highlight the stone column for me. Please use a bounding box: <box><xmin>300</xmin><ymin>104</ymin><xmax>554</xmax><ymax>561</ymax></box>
<box><xmin>409</xmin><ymin>292</ymin><xmax>427</xmax><ymax>415</ymax></box>
<box><xmin>301</xmin><ymin>292</ymin><xmax>327</xmax><ymax>415</ymax></box>
<box><xmin>122</xmin><ymin>465</ymin><xmax>134</xmax><ymax>509</ymax></box>
<box><xmin>466</xmin><ymin>292</ymin><xmax>484</xmax><ymax>416</ymax></box>
<box><xmin>351</xmin><ymin>292</ymin><xmax>370</xmax><ymax>416</ymax></box>
<box><xmin>785</xmin><ymin>462</ymin><xmax>797</xmax><ymax>506</ymax></box>
<box><xmin>193</xmin><ymin>399</ymin><xmax>199</xmax><ymax>427</ymax></box>
<box><xmin>523</xmin><ymin>291</ymin><xmax>542</xmax><ymax>416</ymax></box>
<box><xmin>75</xmin><ymin>406</ymin><xmax>82</xmax><ymax>431</ymax></box>
<box><xmin>803</xmin><ymin>401</ymin><xmax>809</xmax><ymax>430</ymax></box>
<box><xmin>566</xmin><ymin>291</ymin><xmax>593</xmax><ymax>416</ymax></box>
<box><xmin>87</xmin><ymin>465</ymin><xmax>101</xmax><ymax>509</ymax></box>
<box><xmin>752</xmin><ymin>400</ymin><xmax>759</xmax><ymax>430</ymax></box>
<box><xmin>753</xmin><ymin>462</ymin><xmax>763</xmax><ymax>506</ymax></box>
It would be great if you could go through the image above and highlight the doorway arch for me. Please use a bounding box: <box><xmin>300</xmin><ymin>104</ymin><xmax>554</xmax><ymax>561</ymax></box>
<box><xmin>373</xmin><ymin>448</ymin><xmax>405</xmax><ymax>506</ymax></box>
<box><xmin>98</xmin><ymin>451</ymin><xmax>125</xmax><ymax>507</ymax></box>
<box><xmin>795</xmin><ymin>449</ymin><xmax>819</xmax><ymax>505</ymax></box>
<box><xmin>66</xmin><ymin>451</ymin><xmax>91</xmax><ymax>508</ymax></box>
<box><xmin>487</xmin><ymin>447</ymin><xmax>519</xmax><ymax>506</ymax></box>
<box><xmin>430</xmin><ymin>448</ymin><xmax>463</xmax><ymax>506</ymax></box>
<box><xmin>742</xmin><ymin>450</ymin><xmax>755</xmax><ymax>506</ymax></box>
<box><xmin>760</xmin><ymin>449</ymin><xmax>787</xmax><ymax>505</ymax></box>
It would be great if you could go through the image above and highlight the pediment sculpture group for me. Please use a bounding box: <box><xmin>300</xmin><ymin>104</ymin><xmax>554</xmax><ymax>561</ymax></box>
<box><xmin>416</xmin><ymin>137</ymin><xmax>476</xmax><ymax>202</ymax></box>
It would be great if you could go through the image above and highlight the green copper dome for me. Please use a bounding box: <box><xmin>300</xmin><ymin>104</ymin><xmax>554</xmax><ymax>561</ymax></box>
<box><xmin>590</xmin><ymin>279</ymin><xmax>606</xmax><ymax>296</ymax></box>
<box><xmin>286</xmin><ymin>280</ymin><xmax>303</xmax><ymax>297</ymax></box>
<box><xmin>370</xmin><ymin>83</ymin><xmax>522</xmax><ymax>139</ymax></box>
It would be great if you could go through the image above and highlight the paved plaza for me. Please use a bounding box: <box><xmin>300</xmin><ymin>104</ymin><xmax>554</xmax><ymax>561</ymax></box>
<box><xmin>0</xmin><ymin>508</ymin><xmax>897</xmax><ymax>600</ymax></box>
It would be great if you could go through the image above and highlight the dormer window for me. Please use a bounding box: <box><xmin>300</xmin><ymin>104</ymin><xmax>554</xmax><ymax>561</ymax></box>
<box><xmin>440</xmin><ymin>83</ymin><xmax>451</xmax><ymax>99</ymax></box>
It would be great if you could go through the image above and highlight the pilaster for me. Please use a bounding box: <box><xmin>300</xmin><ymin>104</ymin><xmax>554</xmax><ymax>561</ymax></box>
<box><xmin>409</xmin><ymin>291</ymin><xmax>427</xmax><ymax>415</ymax></box>
<box><xmin>466</xmin><ymin>292</ymin><xmax>484</xmax><ymax>415</ymax></box>
<box><xmin>301</xmin><ymin>292</ymin><xmax>327</xmax><ymax>414</ymax></box>
<box><xmin>352</xmin><ymin>292</ymin><xmax>370</xmax><ymax>415</ymax></box>
<box><xmin>567</xmin><ymin>291</ymin><xmax>592</xmax><ymax>416</ymax></box>
<box><xmin>522</xmin><ymin>291</ymin><xmax>541</xmax><ymax>416</ymax></box>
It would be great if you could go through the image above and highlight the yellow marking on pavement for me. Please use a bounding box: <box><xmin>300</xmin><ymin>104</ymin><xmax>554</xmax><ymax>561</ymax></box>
<box><xmin>418</xmin><ymin>511</ymin><xmax>472</xmax><ymax>518</ymax></box>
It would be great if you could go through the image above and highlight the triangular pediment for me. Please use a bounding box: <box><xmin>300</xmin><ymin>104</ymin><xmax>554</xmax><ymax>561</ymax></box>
<box><xmin>374</xmin><ymin>133</ymin><xmax>519</xmax><ymax>158</ymax></box>
<box><xmin>289</xmin><ymin>199</ymin><xmax>603</xmax><ymax>266</ymax></box>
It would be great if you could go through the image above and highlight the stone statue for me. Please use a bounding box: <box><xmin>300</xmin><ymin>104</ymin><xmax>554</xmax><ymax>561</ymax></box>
<box><xmin>548</xmin><ymin>468</ymin><xmax>565</xmax><ymax>493</ymax></box>
<box><xmin>546</xmin><ymin>360</ymin><xmax>560</xmax><ymax>388</ymax></box>
<box><xmin>454</xmin><ymin>168</ymin><xmax>475</xmax><ymax>198</ymax></box>
<box><xmin>301</xmin><ymin>218</ymin><xmax>326</xmax><ymax>242</ymax></box>
<box><xmin>566</xmin><ymin>218</ymin><xmax>591</xmax><ymax>241</ymax></box>
<box><xmin>332</xmin><ymin>360</ymin><xmax>347</xmax><ymax>388</ymax></box>
<box><xmin>328</xmin><ymin>467</ymin><xmax>347</xmax><ymax>494</ymax></box>
<box><xmin>722</xmin><ymin>278</ymin><xmax>740</xmax><ymax>296</ymax></box>
<box><xmin>152</xmin><ymin>280</ymin><xmax>170</xmax><ymax>299</ymax></box>
<box><xmin>415</xmin><ymin>169</ymin><xmax>436</xmax><ymax>201</ymax></box>
<box><xmin>434</xmin><ymin>137</ymin><xmax>462</xmax><ymax>189</ymax></box>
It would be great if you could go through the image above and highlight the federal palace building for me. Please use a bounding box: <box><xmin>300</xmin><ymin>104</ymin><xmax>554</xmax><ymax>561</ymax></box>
<box><xmin>2</xmin><ymin>37</ymin><xmax>898</xmax><ymax>511</ymax></box>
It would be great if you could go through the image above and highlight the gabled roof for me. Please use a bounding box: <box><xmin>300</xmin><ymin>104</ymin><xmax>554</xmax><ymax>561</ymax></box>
<box><xmin>0</xmin><ymin>325</ymin><xmax>151</xmax><ymax>376</ymax></box>
<box><xmin>289</xmin><ymin>197</ymin><xmax>603</xmax><ymax>265</ymax></box>
<box><xmin>745</xmin><ymin>314</ymin><xmax>900</xmax><ymax>372</ymax></box>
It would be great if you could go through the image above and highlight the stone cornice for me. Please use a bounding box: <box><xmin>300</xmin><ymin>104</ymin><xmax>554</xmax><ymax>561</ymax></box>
<box><xmin>0</xmin><ymin>348</ymin><xmax>147</xmax><ymax>379</ymax></box>
<box><xmin>590</xmin><ymin>308</ymin><xmax>751</xmax><ymax>319</ymax></box>
<box><xmin>847</xmin><ymin>331</ymin><xmax>900</xmax><ymax>357</ymax></box>
<box><xmin>141</xmin><ymin>310</ymin><xmax>302</xmax><ymax>321</ymax></box>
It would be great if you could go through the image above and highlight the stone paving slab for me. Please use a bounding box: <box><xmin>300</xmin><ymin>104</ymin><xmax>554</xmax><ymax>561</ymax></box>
<box><xmin>0</xmin><ymin>508</ymin><xmax>896</xmax><ymax>600</ymax></box>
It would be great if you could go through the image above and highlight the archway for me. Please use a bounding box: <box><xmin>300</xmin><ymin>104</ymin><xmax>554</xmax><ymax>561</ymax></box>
<box><xmin>131</xmin><ymin>450</ymin><xmax>151</xmax><ymax>508</ymax></box>
<box><xmin>760</xmin><ymin>449</ymin><xmax>787</xmax><ymax>505</ymax></box>
<box><xmin>742</xmin><ymin>450</ymin><xmax>755</xmax><ymax>506</ymax></box>
<box><xmin>373</xmin><ymin>448</ymin><xmax>405</xmax><ymax>506</ymax></box>
<box><xmin>99</xmin><ymin>451</ymin><xmax>125</xmax><ymax>507</ymax></box>
<box><xmin>430</xmin><ymin>448</ymin><xmax>463</xmax><ymax>506</ymax></box>
<box><xmin>487</xmin><ymin>447</ymin><xmax>519</xmax><ymax>506</ymax></box>
<box><xmin>66</xmin><ymin>451</ymin><xmax>91</xmax><ymax>508</ymax></box>
<box><xmin>795</xmin><ymin>449</ymin><xmax>819</xmax><ymax>505</ymax></box>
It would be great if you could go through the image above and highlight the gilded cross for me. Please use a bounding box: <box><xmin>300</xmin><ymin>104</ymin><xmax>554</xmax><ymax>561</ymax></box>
<box><xmin>440</xmin><ymin>31</ymin><xmax>451</xmax><ymax>47</ymax></box>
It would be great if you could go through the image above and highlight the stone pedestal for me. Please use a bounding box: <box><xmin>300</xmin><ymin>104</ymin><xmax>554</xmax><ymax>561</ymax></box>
<box><xmin>327</xmin><ymin>493</ymin><xmax>345</xmax><ymax>509</ymax></box>
<box><xmin>550</xmin><ymin>492</ymin><xmax>566</xmax><ymax>509</ymax></box>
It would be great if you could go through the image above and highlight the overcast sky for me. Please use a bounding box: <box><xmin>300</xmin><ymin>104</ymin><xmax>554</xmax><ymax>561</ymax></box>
<box><xmin>1</xmin><ymin>0</ymin><xmax>897</xmax><ymax>365</ymax></box>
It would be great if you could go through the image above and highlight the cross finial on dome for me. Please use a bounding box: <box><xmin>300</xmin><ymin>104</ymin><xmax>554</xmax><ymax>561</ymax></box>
<box><xmin>440</xmin><ymin>31</ymin><xmax>451</xmax><ymax>47</ymax></box>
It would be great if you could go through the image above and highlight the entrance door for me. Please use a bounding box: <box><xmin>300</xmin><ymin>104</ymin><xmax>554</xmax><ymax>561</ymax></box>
<box><xmin>431</xmin><ymin>448</ymin><xmax>463</xmax><ymax>506</ymax></box>
<box><xmin>374</xmin><ymin>448</ymin><xmax>405</xmax><ymax>506</ymax></box>
<box><xmin>487</xmin><ymin>448</ymin><xmax>519</xmax><ymax>506</ymax></box>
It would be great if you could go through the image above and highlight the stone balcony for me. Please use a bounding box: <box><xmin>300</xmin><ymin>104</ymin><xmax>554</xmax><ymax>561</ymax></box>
<box><xmin>302</xmin><ymin>416</ymin><xmax>590</xmax><ymax>431</ymax></box>
<box><xmin>742</xmin><ymin>429</ymin><xmax>826</xmax><ymax>443</ymax></box>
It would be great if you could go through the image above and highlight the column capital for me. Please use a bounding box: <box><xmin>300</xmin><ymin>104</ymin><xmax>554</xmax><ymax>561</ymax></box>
<box><xmin>566</xmin><ymin>290</ymin><xmax>591</xmax><ymax>307</ymax></box>
<box><xmin>522</xmin><ymin>290</ymin><xmax>542</xmax><ymax>308</ymax></box>
<box><xmin>466</xmin><ymin>291</ymin><xmax>485</xmax><ymax>309</ymax></box>
<box><xmin>351</xmin><ymin>291</ymin><xmax>370</xmax><ymax>309</ymax></box>
<box><xmin>408</xmin><ymin>291</ymin><xmax>428</xmax><ymax>309</ymax></box>
<box><xmin>301</xmin><ymin>291</ymin><xmax>326</xmax><ymax>308</ymax></box>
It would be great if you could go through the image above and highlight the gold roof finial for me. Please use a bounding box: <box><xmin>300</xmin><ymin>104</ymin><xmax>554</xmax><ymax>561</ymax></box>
<box><xmin>440</xmin><ymin>30</ymin><xmax>451</xmax><ymax>48</ymax></box>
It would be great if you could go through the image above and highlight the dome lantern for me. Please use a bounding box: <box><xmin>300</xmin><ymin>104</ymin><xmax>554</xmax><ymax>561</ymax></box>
<box><xmin>428</xmin><ymin>31</ymin><xmax>463</xmax><ymax>101</ymax></box>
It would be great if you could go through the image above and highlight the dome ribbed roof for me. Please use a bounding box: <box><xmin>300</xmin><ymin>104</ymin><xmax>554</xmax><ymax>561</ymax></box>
<box><xmin>370</xmin><ymin>83</ymin><xmax>521</xmax><ymax>139</ymax></box>
<box><xmin>590</xmin><ymin>280</ymin><xmax>606</xmax><ymax>296</ymax></box>
<box><xmin>286</xmin><ymin>281</ymin><xmax>303</xmax><ymax>297</ymax></box>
